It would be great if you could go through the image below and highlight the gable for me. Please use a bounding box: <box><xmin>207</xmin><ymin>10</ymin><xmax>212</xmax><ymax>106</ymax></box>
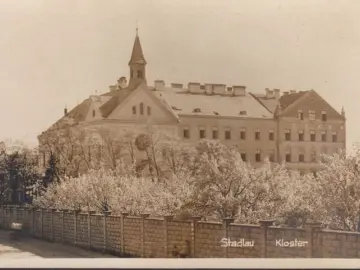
<box><xmin>107</xmin><ymin>84</ymin><xmax>179</xmax><ymax>123</ymax></box>
<box><xmin>84</xmin><ymin>99</ymin><xmax>104</xmax><ymax>122</ymax></box>
<box><xmin>281</xmin><ymin>90</ymin><xmax>344</xmax><ymax>121</ymax></box>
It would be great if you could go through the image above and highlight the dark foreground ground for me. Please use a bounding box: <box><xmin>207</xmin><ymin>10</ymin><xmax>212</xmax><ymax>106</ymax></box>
<box><xmin>0</xmin><ymin>230</ymin><xmax>116</xmax><ymax>258</ymax></box>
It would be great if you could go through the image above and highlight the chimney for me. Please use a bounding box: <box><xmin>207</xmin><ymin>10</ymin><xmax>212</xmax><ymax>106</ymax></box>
<box><xmin>283</xmin><ymin>91</ymin><xmax>289</xmax><ymax>95</ymax></box>
<box><xmin>265</xmin><ymin>88</ymin><xmax>272</xmax><ymax>99</ymax></box>
<box><xmin>109</xmin><ymin>85</ymin><xmax>117</xmax><ymax>92</ymax></box>
<box><xmin>188</xmin><ymin>82</ymin><xmax>202</xmax><ymax>94</ymax></box>
<box><xmin>213</xmin><ymin>84</ymin><xmax>226</xmax><ymax>95</ymax></box>
<box><xmin>204</xmin><ymin>84</ymin><xmax>213</xmax><ymax>94</ymax></box>
<box><xmin>155</xmin><ymin>80</ymin><xmax>165</xmax><ymax>90</ymax></box>
<box><xmin>224</xmin><ymin>86</ymin><xmax>233</xmax><ymax>96</ymax></box>
<box><xmin>64</xmin><ymin>107</ymin><xmax>68</xmax><ymax>116</ymax></box>
<box><xmin>273</xmin><ymin>89</ymin><xmax>280</xmax><ymax>99</ymax></box>
<box><xmin>171</xmin><ymin>83</ymin><xmax>183</xmax><ymax>89</ymax></box>
<box><xmin>117</xmin><ymin>77</ymin><xmax>127</xmax><ymax>89</ymax></box>
<box><xmin>233</xmin><ymin>85</ymin><xmax>246</xmax><ymax>96</ymax></box>
<box><xmin>290</xmin><ymin>90</ymin><xmax>296</xmax><ymax>94</ymax></box>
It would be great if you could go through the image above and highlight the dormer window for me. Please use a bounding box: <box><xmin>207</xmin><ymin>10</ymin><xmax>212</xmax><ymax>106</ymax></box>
<box><xmin>140</xmin><ymin>103</ymin><xmax>144</xmax><ymax>115</ymax></box>
<box><xmin>132</xmin><ymin>106</ymin><xmax>136</xmax><ymax>115</ymax></box>
<box><xmin>239</xmin><ymin>110</ymin><xmax>247</xmax><ymax>115</ymax></box>
<box><xmin>193</xmin><ymin>108</ymin><xmax>201</xmax><ymax>113</ymax></box>
<box><xmin>213</xmin><ymin>111</ymin><xmax>219</xmax><ymax>115</ymax></box>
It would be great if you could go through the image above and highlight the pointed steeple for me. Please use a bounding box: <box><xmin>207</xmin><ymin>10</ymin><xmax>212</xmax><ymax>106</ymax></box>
<box><xmin>128</xmin><ymin>27</ymin><xmax>147</xmax><ymax>88</ymax></box>
<box><xmin>341</xmin><ymin>106</ymin><xmax>345</xmax><ymax>118</ymax></box>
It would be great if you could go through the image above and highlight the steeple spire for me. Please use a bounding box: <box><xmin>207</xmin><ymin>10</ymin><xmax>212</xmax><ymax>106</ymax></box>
<box><xmin>128</xmin><ymin>26</ymin><xmax>147</xmax><ymax>88</ymax></box>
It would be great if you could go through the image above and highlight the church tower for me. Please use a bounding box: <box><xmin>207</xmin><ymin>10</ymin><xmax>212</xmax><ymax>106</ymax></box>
<box><xmin>128</xmin><ymin>28</ymin><xmax>147</xmax><ymax>89</ymax></box>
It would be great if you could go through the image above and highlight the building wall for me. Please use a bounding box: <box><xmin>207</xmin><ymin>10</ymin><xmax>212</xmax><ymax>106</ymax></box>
<box><xmin>1</xmin><ymin>206</ymin><xmax>360</xmax><ymax>258</ymax></box>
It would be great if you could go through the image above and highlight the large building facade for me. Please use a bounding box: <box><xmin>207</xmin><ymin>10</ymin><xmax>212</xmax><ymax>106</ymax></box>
<box><xmin>38</xmin><ymin>32</ymin><xmax>346</xmax><ymax>174</ymax></box>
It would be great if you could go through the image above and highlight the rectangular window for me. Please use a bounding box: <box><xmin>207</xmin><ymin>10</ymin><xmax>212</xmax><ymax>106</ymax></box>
<box><xmin>269</xmin><ymin>150</ymin><xmax>275</xmax><ymax>162</ymax></box>
<box><xmin>321</xmin><ymin>111</ymin><xmax>327</xmax><ymax>122</ymax></box>
<box><xmin>240</xmin><ymin>152</ymin><xmax>247</xmax><ymax>162</ymax></box>
<box><xmin>285</xmin><ymin>152</ymin><xmax>291</xmax><ymax>162</ymax></box>
<box><xmin>269</xmin><ymin>130</ymin><xmax>274</xmax><ymax>141</ymax></box>
<box><xmin>285</xmin><ymin>129</ymin><xmax>291</xmax><ymax>141</ymax></box>
<box><xmin>240</xmin><ymin>128</ymin><xmax>246</xmax><ymax>140</ymax></box>
<box><xmin>332</xmin><ymin>131</ymin><xmax>337</xmax><ymax>142</ymax></box>
<box><xmin>298</xmin><ymin>110</ymin><xmax>304</xmax><ymax>120</ymax></box>
<box><xmin>199</xmin><ymin>129</ymin><xmax>206</xmax><ymax>139</ymax></box>
<box><xmin>225</xmin><ymin>129</ymin><xmax>231</xmax><ymax>140</ymax></box>
<box><xmin>183</xmin><ymin>128</ymin><xmax>190</xmax><ymax>139</ymax></box>
<box><xmin>298</xmin><ymin>130</ymin><xmax>304</xmax><ymax>141</ymax></box>
<box><xmin>309</xmin><ymin>110</ymin><xmax>316</xmax><ymax>121</ymax></box>
<box><xmin>310</xmin><ymin>130</ymin><xmax>316</xmax><ymax>142</ymax></box>
<box><xmin>212</xmin><ymin>128</ymin><xmax>218</xmax><ymax>139</ymax></box>
<box><xmin>255</xmin><ymin>150</ymin><xmax>261</xmax><ymax>162</ymax></box>
<box><xmin>311</xmin><ymin>151</ymin><xmax>316</xmax><ymax>162</ymax></box>
<box><xmin>321</xmin><ymin>131</ymin><xmax>326</xmax><ymax>142</ymax></box>
<box><xmin>255</xmin><ymin>129</ymin><xmax>260</xmax><ymax>140</ymax></box>
<box><xmin>299</xmin><ymin>152</ymin><xmax>305</xmax><ymax>162</ymax></box>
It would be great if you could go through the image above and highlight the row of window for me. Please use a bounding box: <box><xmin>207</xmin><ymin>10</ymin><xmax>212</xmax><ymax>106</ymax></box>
<box><xmin>239</xmin><ymin>150</ymin><xmax>324</xmax><ymax>163</ymax></box>
<box><xmin>183</xmin><ymin>128</ymin><xmax>338</xmax><ymax>142</ymax></box>
<box><xmin>132</xmin><ymin>103</ymin><xmax>151</xmax><ymax>116</ymax></box>
<box><xmin>285</xmin><ymin>129</ymin><xmax>337</xmax><ymax>142</ymax></box>
<box><xmin>298</xmin><ymin>110</ymin><xmax>327</xmax><ymax>121</ymax></box>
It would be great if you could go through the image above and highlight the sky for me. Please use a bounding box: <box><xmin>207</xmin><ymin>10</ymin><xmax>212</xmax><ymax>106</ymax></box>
<box><xmin>0</xmin><ymin>0</ymin><xmax>359</xmax><ymax>149</ymax></box>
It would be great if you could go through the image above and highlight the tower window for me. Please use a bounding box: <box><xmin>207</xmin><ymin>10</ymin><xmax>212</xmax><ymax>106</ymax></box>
<box><xmin>92</xmin><ymin>110</ymin><xmax>96</xmax><ymax>117</ymax></box>
<box><xmin>140</xmin><ymin>103</ymin><xmax>144</xmax><ymax>115</ymax></box>
<box><xmin>138</xmin><ymin>70</ymin><xmax>143</xmax><ymax>78</ymax></box>
<box><xmin>147</xmin><ymin>106</ymin><xmax>151</xmax><ymax>115</ymax></box>
<box><xmin>132</xmin><ymin>106</ymin><xmax>136</xmax><ymax>114</ymax></box>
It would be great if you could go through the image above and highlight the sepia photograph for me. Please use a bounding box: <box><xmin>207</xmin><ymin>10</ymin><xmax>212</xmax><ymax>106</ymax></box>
<box><xmin>0</xmin><ymin>0</ymin><xmax>359</xmax><ymax>262</ymax></box>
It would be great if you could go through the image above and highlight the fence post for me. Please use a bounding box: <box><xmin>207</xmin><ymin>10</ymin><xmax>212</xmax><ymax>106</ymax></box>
<box><xmin>140</xmin><ymin>213</ymin><xmax>150</xmax><ymax>258</ymax></box>
<box><xmin>120</xmin><ymin>212</ymin><xmax>129</xmax><ymax>255</ymax></box>
<box><xmin>74</xmin><ymin>210</ymin><xmax>80</xmax><ymax>246</ymax></box>
<box><xmin>305</xmin><ymin>222</ymin><xmax>322</xmax><ymax>258</ymax></box>
<box><xmin>103</xmin><ymin>211</ymin><xmax>111</xmax><ymax>253</ymax></box>
<box><xmin>259</xmin><ymin>220</ymin><xmax>275</xmax><ymax>258</ymax></box>
<box><xmin>60</xmin><ymin>210</ymin><xmax>65</xmax><ymax>243</ymax></box>
<box><xmin>163</xmin><ymin>215</ymin><xmax>174</xmax><ymax>258</ymax></box>
<box><xmin>88</xmin><ymin>211</ymin><xmax>95</xmax><ymax>249</ymax></box>
<box><xmin>50</xmin><ymin>209</ymin><xmax>56</xmax><ymax>242</ymax></box>
<box><xmin>30</xmin><ymin>207</ymin><xmax>35</xmax><ymax>236</ymax></box>
<box><xmin>222</xmin><ymin>218</ymin><xmax>235</xmax><ymax>258</ymax></box>
<box><xmin>190</xmin><ymin>216</ymin><xmax>202</xmax><ymax>258</ymax></box>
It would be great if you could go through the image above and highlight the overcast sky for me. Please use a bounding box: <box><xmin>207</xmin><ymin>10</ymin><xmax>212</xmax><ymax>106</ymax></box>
<box><xmin>0</xmin><ymin>0</ymin><xmax>359</xmax><ymax>149</ymax></box>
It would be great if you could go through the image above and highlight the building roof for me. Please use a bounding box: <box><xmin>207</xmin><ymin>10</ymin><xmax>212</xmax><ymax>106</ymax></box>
<box><xmin>152</xmin><ymin>87</ymin><xmax>274</xmax><ymax>119</ymax></box>
<box><xmin>128</xmin><ymin>33</ymin><xmax>146</xmax><ymax>65</ymax></box>
<box><xmin>250</xmin><ymin>93</ymin><xmax>279</xmax><ymax>113</ymax></box>
<box><xmin>279</xmin><ymin>91</ymin><xmax>308</xmax><ymax>110</ymax></box>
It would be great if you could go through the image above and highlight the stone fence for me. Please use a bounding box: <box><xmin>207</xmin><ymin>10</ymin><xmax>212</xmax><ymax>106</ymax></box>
<box><xmin>1</xmin><ymin>206</ymin><xmax>360</xmax><ymax>258</ymax></box>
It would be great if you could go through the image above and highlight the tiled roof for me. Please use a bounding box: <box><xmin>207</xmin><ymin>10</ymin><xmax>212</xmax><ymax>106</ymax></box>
<box><xmin>152</xmin><ymin>87</ymin><xmax>273</xmax><ymax>119</ymax></box>
<box><xmin>99</xmin><ymin>89</ymin><xmax>133</xmax><ymax>118</ymax></box>
<box><xmin>279</xmin><ymin>91</ymin><xmax>308</xmax><ymax>110</ymax></box>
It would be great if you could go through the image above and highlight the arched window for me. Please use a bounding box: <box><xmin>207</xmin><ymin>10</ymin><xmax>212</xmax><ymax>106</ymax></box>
<box><xmin>147</xmin><ymin>106</ymin><xmax>151</xmax><ymax>115</ymax></box>
<box><xmin>140</xmin><ymin>103</ymin><xmax>144</xmax><ymax>115</ymax></box>
<box><xmin>132</xmin><ymin>106</ymin><xmax>136</xmax><ymax>114</ymax></box>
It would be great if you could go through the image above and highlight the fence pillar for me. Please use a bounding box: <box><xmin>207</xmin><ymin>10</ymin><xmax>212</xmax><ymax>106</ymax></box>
<box><xmin>163</xmin><ymin>215</ymin><xmax>174</xmax><ymax>258</ymax></box>
<box><xmin>259</xmin><ymin>220</ymin><xmax>275</xmax><ymax>258</ymax></box>
<box><xmin>103</xmin><ymin>211</ymin><xmax>111</xmax><ymax>252</ymax></box>
<box><xmin>222</xmin><ymin>218</ymin><xmax>235</xmax><ymax>258</ymax></box>
<box><xmin>74</xmin><ymin>210</ymin><xmax>80</xmax><ymax>246</ymax></box>
<box><xmin>305</xmin><ymin>222</ymin><xmax>322</xmax><ymax>258</ymax></box>
<box><xmin>190</xmin><ymin>216</ymin><xmax>202</xmax><ymax>258</ymax></box>
<box><xmin>40</xmin><ymin>209</ymin><xmax>44</xmax><ymax>238</ymax></box>
<box><xmin>88</xmin><ymin>211</ymin><xmax>95</xmax><ymax>249</ymax></box>
<box><xmin>120</xmin><ymin>212</ymin><xmax>129</xmax><ymax>255</ymax></box>
<box><xmin>140</xmin><ymin>213</ymin><xmax>150</xmax><ymax>258</ymax></box>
